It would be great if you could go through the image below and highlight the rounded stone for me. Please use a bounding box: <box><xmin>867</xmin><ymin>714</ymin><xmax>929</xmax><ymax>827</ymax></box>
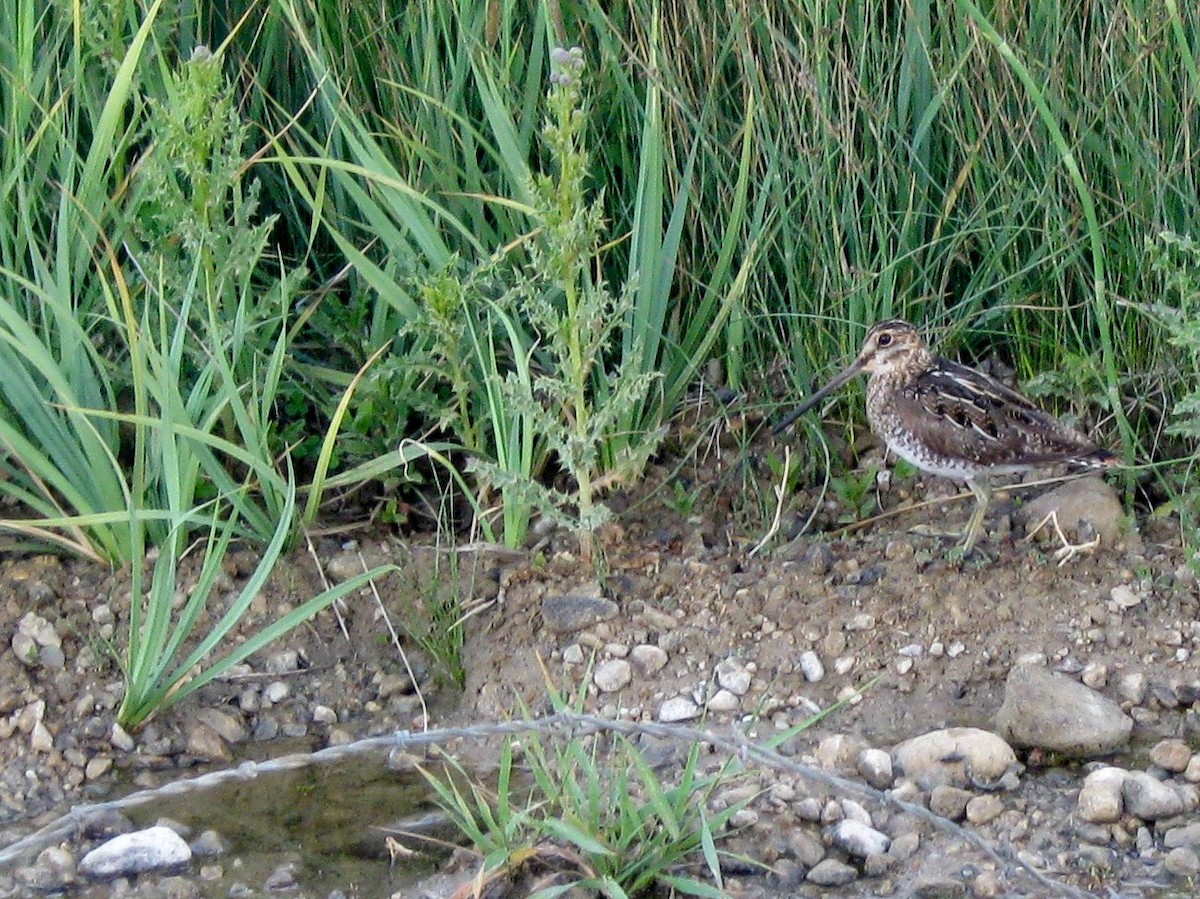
<box><xmin>79</xmin><ymin>826</ymin><xmax>191</xmax><ymax>879</ymax></box>
<box><xmin>892</xmin><ymin>727</ymin><xmax>1017</xmax><ymax>789</ymax></box>
<box><xmin>1078</xmin><ymin>767</ymin><xmax>1126</xmax><ymax>823</ymax></box>
<box><xmin>705</xmin><ymin>689</ymin><xmax>739</xmax><ymax>712</ymax></box>
<box><xmin>658</xmin><ymin>696</ymin><xmax>700</xmax><ymax>722</ymax></box>
<box><xmin>629</xmin><ymin>644</ymin><xmax>668</xmax><ymax>675</ymax></box>
<box><xmin>806</xmin><ymin>858</ymin><xmax>858</xmax><ymax>886</ymax></box>
<box><xmin>829</xmin><ymin>819</ymin><xmax>890</xmax><ymax>857</ymax></box>
<box><xmin>965</xmin><ymin>794</ymin><xmax>1004</xmax><ymax>825</ymax></box>
<box><xmin>593</xmin><ymin>659</ymin><xmax>632</xmax><ymax>693</ymax></box>
<box><xmin>929</xmin><ymin>785</ymin><xmax>972</xmax><ymax>821</ymax></box>
<box><xmin>799</xmin><ymin>650</ymin><xmax>825</xmax><ymax>683</ymax></box>
<box><xmin>1165</xmin><ymin>847</ymin><xmax>1200</xmax><ymax>878</ymax></box>
<box><xmin>995</xmin><ymin>663</ymin><xmax>1132</xmax><ymax>757</ymax></box>
<box><xmin>1150</xmin><ymin>738</ymin><xmax>1193</xmax><ymax>773</ymax></box>
<box><xmin>1123</xmin><ymin>771</ymin><xmax>1184</xmax><ymax>820</ymax></box>
<box><xmin>857</xmin><ymin>748</ymin><xmax>894</xmax><ymax>790</ymax></box>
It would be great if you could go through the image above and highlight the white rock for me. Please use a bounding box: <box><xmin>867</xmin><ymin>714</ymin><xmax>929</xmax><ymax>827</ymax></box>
<box><xmin>1184</xmin><ymin>755</ymin><xmax>1200</xmax><ymax>784</ymax></box>
<box><xmin>1077</xmin><ymin>767</ymin><xmax>1126</xmax><ymax>823</ymax></box>
<box><xmin>705</xmin><ymin>689</ymin><xmax>739</xmax><ymax>712</ymax></box>
<box><xmin>629</xmin><ymin>644</ymin><xmax>667</xmax><ymax>674</ymax></box>
<box><xmin>856</xmin><ymin>748</ymin><xmax>894</xmax><ymax>790</ymax></box>
<box><xmin>593</xmin><ymin>659</ymin><xmax>632</xmax><ymax>693</ymax></box>
<box><xmin>892</xmin><ymin>727</ymin><xmax>1017</xmax><ymax>790</ymax></box>
<box><xmin>1109</xmin><ymin>585</ymin><xmax>1141</xmax><ymax>609</ymax></box>
<box><xmin>1081</xmin><ymin>662</ymin><xmax>1108</xmax><ymax>689</ymax></box>
<box><xmin>799</xmin><ymin>651</ymin><xmax>825</xmax><ymax>682</ymax></box>
<box><xmin>1117</xmin><ymin>671</ymin><xmax>1147</xmax><ymax>704</ymax></box>
<box><xmin>845</xmin><ymin>613</ymin><xmax>875</xmax><ymax>632</ymax></box>
<box><xmin>829</xmin><ymin>819</ymin><xmax>890</xmax><ymax>858</ymax></box>
<box><xmin>1123</xmin><ymin>771</ymin><xmax>1185</xmax><ymax>821</ymax></box>
<box><xmin>995</xmin><ymin>663</ymin><xmax>1132</xmax><ymax>757</ymax></box>
<box><xmin>658</xmin><ymin>696</ymin><xmax>700</xmax><ymax>722</ymax></box>
<box><xmin>79</xmin><ymin>826</ymin><xmax>191</xmax><ymax>879</ymax></box>
<box><xmin>715</xmin><ymin>658</ymin><xmax>752</xmax><ymax>695</ymax></box>
<box><xmin>562</xmin><ymin>643</ymin><xmax>585</xmax><ymax>665</ymax></box>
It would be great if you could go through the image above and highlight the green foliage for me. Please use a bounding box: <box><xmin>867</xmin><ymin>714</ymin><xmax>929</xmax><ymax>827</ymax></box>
<box><xmin>1147</xmin><ymin>232</ymin><xmax>1200</xmax><ymax>442</ymax></box>
<box><xmin>496</xmin><ymin>46</ymin><xmax>665</xmax><ymax>560</ymax></box>
<box><xmin>422</xmin><ymin>725</ymin><xmax>747</xmax><ymax>897</ymax></box>
<box><xmin>831</xmin><ymin>467</ymin><xmax>879</xmax><ymax>525</ymax></box>
<box><xmin>117</xmin><ymin>476</ymin><xmax>394</xmax><ymax>729</ymax></box>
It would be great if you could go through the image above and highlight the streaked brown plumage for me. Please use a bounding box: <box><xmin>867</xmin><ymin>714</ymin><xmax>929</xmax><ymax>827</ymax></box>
<box><xmin>775</xmin><ymin>320</ymin><xmax>1116</xmax><ymax>553</ymax></box>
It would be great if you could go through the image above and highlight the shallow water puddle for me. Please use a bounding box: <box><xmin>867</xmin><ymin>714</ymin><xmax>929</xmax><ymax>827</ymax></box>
<box><xmin>128</xmin><ymin>749</ymin><xmax>452</xmax><ymax>895</ymax></box>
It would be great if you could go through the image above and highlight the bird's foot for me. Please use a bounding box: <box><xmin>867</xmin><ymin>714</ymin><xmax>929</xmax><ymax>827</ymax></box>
<box><xmin>1023</xmin><ymin>510</ymin><xmax>1101</xmax><ymax>566</ymax></box>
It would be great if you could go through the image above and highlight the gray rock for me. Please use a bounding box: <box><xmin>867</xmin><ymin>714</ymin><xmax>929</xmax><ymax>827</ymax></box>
<box><xmin>265</xmin><ymin>650</ymin><xmax>301</xmax><ymax>675</ymax></box>
<box><xmin>806</xmin><ymin>858</ymin><xmax>858</xmax><ymax>886</ymax></box>
<box><xmin>1117</xmin><ymin>671</ymin><xmax>1148</xmax><ymax>704</ymax></box>
<box><xmin>184</xmin><ymin>723</ymin><xmax>231</xmax><ymax>763</ymax></box>
<box><xmin>629</xmin><ymin>644</ymin><xmax>667</xmax><ymax>675</ymax></box>
<box><xmin>263</xmin><ymin>860</ymin><xmax>300</xmax><ymax>891</ymax></box>
<box><xmin>658</xmin><ymin>696</ymin><xmax>700</xmax><ymax>722</ymax></box>
<box><xmin>190</xmin><ymin>830</ymin><xmax>229</xmax><ymax>858</ymax></box>
<box><xmin>79</xmin><ymin>826</ymin><xmax>191</xmax><ymax>879</ymax></box>
<box><xmin>996</xmin><ymin>663</ymin><xmax>1132</xmax><ymax>757</ymax></box>
<box><xmin>541</xmin><ymin>589</ymin><xmax>618</xmax><ymax>633</ymax></box>
<box><xmin>799</xmin><ymin>650</ymin><xmax>825</xmax><ymax>682</ymax></box>
<box><xmin>20</xmin><ymin>846</ymin><xmax>76</xmax><ymax>890</ymax></box>
<box><xmin>715</xmin><ymin>658</ymin><xmax>752</xmax><ymax>695</ymax></box>
<box><xmin>856</xmin><ymin>748</ymin><xmax>894</xmax><ymax>789</ymax></box>
<box><xmin>1165</xmin><ymin>847</ymin><xmax>1200</xmax><ymax>878</ymax></box>
<box><xmin>929</xmin><ymin>785</ymin><xmax>972</xmax><ymax>821</ymax></box>
<box><xmin>1123</xmin><ymin>771</ymin><xmax>1184</xmax><ymax>820</ymax></box>
<box><xmin>889</xmin><ymin>831</ymin><xmax>921</xmax><ymax>861</ymax></box>
<box><xmin>892</xmin><ymin>727</ymin><xmax>1017</xmax><ymax>789</ymax></box>
<box><xmin>1077</xmin><ymin>767</ymin><xmax>1126</xmax><ymax>823</ymax></box>
<box><xmin>787</xmin><ymin>829</ymin><xmax>825</xmax><ymax>867</ymax></box>
<box><xmin>593</xmin><ymin>659</ymin><xmax>632</xmax><ymax>693</ymax></box>
<box><xmin>965</xmin><ymin>794</ymin><xmax>1004</xmax><ymax>825</ymax></box>
<box><xmin>1150</xmin><ymin>738</ymin><xmax>1193</xmax><ymax>773</ymax></box>
<box><xmin>829</xmin><ymin>819</ymin><xmax>890</xmax><ymax>857</ymax></box>
<box><xmin>816</xmin><ymin>734</ymin><xmax>869</xmax><ymax>772</ymax></box>
<box><xmin>705</xmin><ymin>689</ymin><xmax>739</xmax><ymax>712</ymax></box>
<box><xmin>1166</xmin><ymin>821</ymin><xmax>1200</xmax><ymax>850</ymax></box>
<box><xmin>913</xmin><ymin>878</ymin><xmax>968</xmax><ymax>898</ymax></box>
<box><xmin>1018</xmin><ymin>477</ymin><xmax>1124</xmax><ymax>548</ymax></box>
<box><xmin>193</xmin><ymin>708</ymin><xmax>248</xmax><ymax>744</ymax></box>
<box><xmin>1187</xmin><ymin>755</ymin><xmax>1200</xmax><ymax>783</ymax></box>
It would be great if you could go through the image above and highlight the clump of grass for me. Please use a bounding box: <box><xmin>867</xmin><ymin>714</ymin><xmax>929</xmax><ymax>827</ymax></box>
<box><xmin>117</xmin><ymin>477</ymin><xmax>394</xmax><ymax>729</ymax></box>
<box><xmin>419</xmin><ymin>684</ymin><xmax>751</xmax><ymax>896</ymax></box>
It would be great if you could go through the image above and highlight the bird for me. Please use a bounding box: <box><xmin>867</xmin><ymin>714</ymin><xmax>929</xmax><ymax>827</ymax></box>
<box><xmin>774</xmin><ymin>319</ymin><xmax>1117</xmax><ymax>554</ymax></box>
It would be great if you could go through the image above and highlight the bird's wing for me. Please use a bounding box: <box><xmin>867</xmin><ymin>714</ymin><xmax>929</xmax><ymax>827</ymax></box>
<box><xmin>891</xmin><ymin>359</ymin><xmax>1104</xmax><ymax>466</ymax></box>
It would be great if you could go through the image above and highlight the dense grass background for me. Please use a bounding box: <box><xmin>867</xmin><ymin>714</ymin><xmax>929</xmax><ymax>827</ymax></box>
<box><xmin>4</xmin><ymin>0</ymin><xmax>1199</xmax><ymax>541</ymax></box>
<box><xmin>1</xmin><ymin>0</ymin><xmax>1198</xmax><ymax>716</ymax></box>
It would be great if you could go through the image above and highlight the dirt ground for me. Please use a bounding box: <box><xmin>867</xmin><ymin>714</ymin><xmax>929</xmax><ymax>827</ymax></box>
<box><xmin>0</xmin><ymin>426</ymin><xmax>1197</xmax><ymax>898</ymax></box>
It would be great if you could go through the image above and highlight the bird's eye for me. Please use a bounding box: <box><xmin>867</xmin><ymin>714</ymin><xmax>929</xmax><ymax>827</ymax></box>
<box><xmin>877</xmin><ymin>333</ymin><xmax>893</xmax><ymax>347</ymax></box>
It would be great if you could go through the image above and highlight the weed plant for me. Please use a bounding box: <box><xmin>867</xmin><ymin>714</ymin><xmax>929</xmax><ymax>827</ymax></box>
<box><xmin>420</xmin><ymin>679</ymin><xmax>748</xmax><ymax>897</ymax></box>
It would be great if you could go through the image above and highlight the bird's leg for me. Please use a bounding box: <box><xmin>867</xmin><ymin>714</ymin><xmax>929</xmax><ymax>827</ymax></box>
<box><xmin>961</xmin><ymin>478</ymin><xmax>992</xmax><ymax>555</ymax></box>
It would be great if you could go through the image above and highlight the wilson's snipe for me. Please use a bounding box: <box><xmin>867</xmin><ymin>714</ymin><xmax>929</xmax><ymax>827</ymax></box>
<box><xmin>775</xmin><ymin>320</ymin><xmax>1117</xmax><ymax>554</ymax></box>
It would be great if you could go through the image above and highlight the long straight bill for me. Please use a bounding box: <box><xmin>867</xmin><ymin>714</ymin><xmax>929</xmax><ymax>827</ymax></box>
<box><xmin>771</xmin><ymin>361</ymin><xmax>865</xmax><ymax>435</ymax></box>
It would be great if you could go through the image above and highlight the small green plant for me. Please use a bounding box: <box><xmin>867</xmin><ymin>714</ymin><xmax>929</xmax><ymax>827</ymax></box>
<box><xmin>396</xmin><ymin>541</ymin><xmax>468</xmax><ymax>690</ymax></box>
<box><xmin>420</xmin><ymin>691</ymin><xmax>750</xmax><ymax>896</ymax></box>
<box><xmin>831</xmin><ymin>466</ymin><xmax>879</xmax><ymax>525</ymax></box>
<box><xmin>117</xmin><ymin>477</ymin><xmax>394</xmax><ymax>729</ymax></box>
<box><xmin>666</xmin><ymin>480</ymin><xmax>700</xmax><ymax>518</ymax></box>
